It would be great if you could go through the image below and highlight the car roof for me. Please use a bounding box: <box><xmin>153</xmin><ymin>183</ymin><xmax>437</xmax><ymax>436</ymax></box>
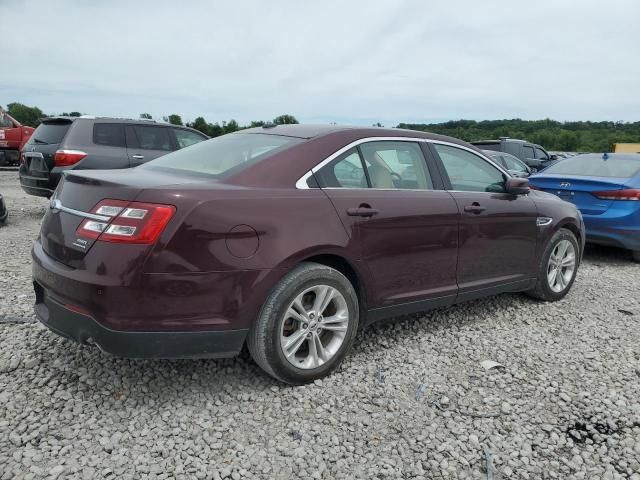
<box><xmin>472</xmin><ymin>138</ymin><xmax>528</xmax><ymax>144</ymax></box>
<box><xmin>238</xmin><ymin>124</ymin><xmax>471</xmax><ymax>143</ymax></box>
<box><xmin>42</xmin><ymin>116</ymin><xmax>190</xmax><ymax>128</ymax></box>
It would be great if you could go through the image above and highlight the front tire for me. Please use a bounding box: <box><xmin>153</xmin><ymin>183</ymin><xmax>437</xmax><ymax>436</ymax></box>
<box><xmin>247</xmin><ymin>262</ymin><xmax>359</xmax><ymax>384</ymax></box>
<box><xmin>526</xmin><ymin>228</ymin><xmax>579</xmax><ymax>301</ymax></box>
<box><xmin>632</xmin><ymin>251</ymin><xmax>640</xmax><ymax>263</ymax></box>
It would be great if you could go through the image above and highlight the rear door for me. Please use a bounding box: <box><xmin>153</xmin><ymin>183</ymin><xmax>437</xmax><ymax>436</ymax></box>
<box><xmin>430</xmin><ymin>142</ymin><xmax>538</xmax><ymax>296</ymax></box>
<box><xmin>125</xmin><ymin>125</ymin><xmax>173</xmax><ymax>166</ymax></box>
<box><xmin>315</xmin><ymin>140</ymin><xmax>460</xmax><ymax>312</ymax></box>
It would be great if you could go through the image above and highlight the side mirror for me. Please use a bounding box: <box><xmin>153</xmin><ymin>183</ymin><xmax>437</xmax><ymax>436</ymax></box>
<box><xmin>549</xmin><ymin>154</ymin><xmax>558</xmax><ymax>160</ymax></box>
<box><xmin>505</xmin><ymin>177</ymin><xmax>530</xmax><ymax>195</ymax></box>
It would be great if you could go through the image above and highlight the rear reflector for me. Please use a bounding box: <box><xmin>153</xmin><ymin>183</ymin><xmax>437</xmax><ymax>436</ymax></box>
<box><xmin>592</xmin><ymin>189</ymin><xmax>640</xmax><ymax>201</ymax></box>
<box><xmin>54</xmin><ymin>149</ymin><xmax>87</xmax><ymax>167</ymax></box>
<box><xmin>76</xmin><ymin>199</ymin><xmax>176</xmax><ymax>244</ymax></box>
<box><xmin>529</xmin><ymin>185</ymin><xmax>542</xmax><ymax>191</ymax></box>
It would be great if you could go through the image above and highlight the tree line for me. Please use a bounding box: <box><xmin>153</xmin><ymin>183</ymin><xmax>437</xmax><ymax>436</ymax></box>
<box><xmin>2</xmin><ymin>102</ymin><xmax>299</xmax><ymax>138</ymax></box>
<box><xmin>3</xmin><ymin>102</ymin><xmax>639</xmax><ymax>151</ymax></box>
<box><xmin>398</xmin><ymin>119</ymin><xmax>640</xmax><ymax>152</ymax></box>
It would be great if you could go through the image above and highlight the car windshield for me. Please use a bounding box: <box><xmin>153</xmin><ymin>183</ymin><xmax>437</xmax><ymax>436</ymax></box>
<box><xmin>144</xmin><ymin>133</ymin><xmax>303</xmax><ymax>177</ymax></box>
<box><xmin>543</xmin><ymin>154</ymin><xmax>640</xmax><ymax>178</ymax></box>
<box><xmin>502</xmin><ymin>153</ymin><xmax>528</xmax><ymax>172</ymax></box>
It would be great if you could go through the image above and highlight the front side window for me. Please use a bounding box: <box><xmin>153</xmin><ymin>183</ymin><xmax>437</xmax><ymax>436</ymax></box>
<box><xmin>433</xmin><ymin>144</ymin><xmax>506</xmax><ymax>193</ymax></box>
<box><xmin>173</xmin><ymin>128</ymin><xmax>207</xmax><ymax>149</ymax></box>
<box><xmin>132</xmin><ymin>126</ymin><xmax>172</xmax><ymax>151</ymax></box>
<box><xmin>534</xmin><ymin>147</ymin><xmax>548</xmax><ymax>160</ymax></box>
<box><xmin>93</xmin><ymin>123</ymin><xmax>125</xmax><ymax>147</ymax></box>
<box><xmin>522</xmin><ymin>145</ymin><xmax>535</xmax><ymax>159</ymax></box>
<box><xmin>144</xmin><ymin>133</ymin><xmax>303</xmax><ymax>177</ymax></box>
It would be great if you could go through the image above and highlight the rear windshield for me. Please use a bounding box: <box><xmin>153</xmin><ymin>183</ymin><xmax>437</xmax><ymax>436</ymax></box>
<box><xmin>143</xmin><ymin>133</ymin><xmax>303</xmax><ymax>177</ymax></box>
<box><xmin>543</xmin><ymin>154</ymin><xmax>640</xmax><ymax>178</ymax></box>
<box><xmin>31</xmin><ymin>121</ymin><xmax>72</xmax><ymax>145</ymax></box>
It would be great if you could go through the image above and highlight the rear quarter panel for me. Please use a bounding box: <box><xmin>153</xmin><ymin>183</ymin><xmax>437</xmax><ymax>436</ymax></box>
<box><xmin>138</xmin><ymin>187</ymin><xmax>355</xmax><ymax>273</ymax></box>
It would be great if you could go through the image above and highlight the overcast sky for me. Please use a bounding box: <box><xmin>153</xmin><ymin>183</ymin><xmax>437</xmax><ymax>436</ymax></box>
<box><xmin>1</xmin><ymin>0</ymin><xmax>639</xmax><ymax>125</ymax></box>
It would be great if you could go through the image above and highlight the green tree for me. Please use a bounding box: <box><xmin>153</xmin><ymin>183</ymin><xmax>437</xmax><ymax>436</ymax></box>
<box><xmin>164</xmin><ymin>114</ymin><xmax>183</xmax><ymax>126</ymax></box>
<box><xmin>273</xmin><ymin>114</ymin><xmax>299</xmax><ymax>125</ymax></box>
<box><xmin>187</xmin><ymin>117</ymin><xmax>211</xmax><ymax>136</ymax></box>
<box><xmin>6</xmin><ymin>102</ymin><xmax>44</xmax><ymax>127</ymax></box>
<box><xmin>139</xmin><ymin>113</ymin><xmax>152</xmax><ymax>120</ymax></box>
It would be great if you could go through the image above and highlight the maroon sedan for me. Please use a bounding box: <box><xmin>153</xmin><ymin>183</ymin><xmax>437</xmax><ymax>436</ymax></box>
<box><xmin>32</xmin><ymin>125</ymin><xmax>584</xmax><ymax>384</ymax></box>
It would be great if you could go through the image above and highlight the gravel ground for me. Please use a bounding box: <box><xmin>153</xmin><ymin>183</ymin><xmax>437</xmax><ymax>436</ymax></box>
<box><xmin>0</xmin><ymin>170</ymin><xmax>639</xmax><ymax>479</ymax></box>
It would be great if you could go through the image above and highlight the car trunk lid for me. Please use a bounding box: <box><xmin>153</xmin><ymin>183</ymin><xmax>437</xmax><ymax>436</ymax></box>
<box><xmin>530</xmin><ymin>175</ymin><xmax>630</xmax><ymax>215</ymax></box>
<box><xmin>40</xmin><ymin>168</ymin><xmax>211</xmax><ymax>267</ymax></box>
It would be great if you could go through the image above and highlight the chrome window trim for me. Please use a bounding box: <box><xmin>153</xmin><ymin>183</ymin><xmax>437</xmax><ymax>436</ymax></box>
<box><xmin>295</xmin><ymin>137</ymin><xmax>511</xmax><ymax>190</ymax></box>
<box><xmin>50</xmin><ymin>201</ymin><xmax>111</xmax><ymax>222</ymax></box>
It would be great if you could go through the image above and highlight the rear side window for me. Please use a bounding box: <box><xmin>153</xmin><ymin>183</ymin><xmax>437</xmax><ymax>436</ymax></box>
<box><xmin>129</xmin><ymin>126</ymin><xmax>172</xmax><ymax>151</ymax></box>
<box><xmin>543</xmin><ymin>154</ymin><xmax>640</xmax><ymax>178</ymax></box>
<box><xmin>316</xmin><ymin>142</ymin><xmax>434</xmax><ymax>190</ymax></box>
<box><xmin>93</xmin><ymin>123</ymin><xmax>125</xmax><ymax>147</ymax></box>
<box><xmin>173</xmin><ymin>128</ymin><xmax>206</xmax><ymax>149</ymax></box>
<box><xmin>316</xmin><ymin>148</ymin><xmax>367</xmax><ymax>188</ymax></box>
<box><xmin>143</xmin><ymin>133</ymin><xmax>303</xmax><ymax>177</ymax></box>
<box><xmin>31</xmin><ymin>121</ymin><xmax>72</xmax><ymax>145</ymax></box>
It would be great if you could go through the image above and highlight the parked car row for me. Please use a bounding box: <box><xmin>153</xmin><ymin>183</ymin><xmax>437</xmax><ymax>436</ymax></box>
<box><xmin>19</xmin><ymin>116</ymin><xmax>207</xmax><ymax>197</ymax></box>
<box><xmin>471</xmin><ymin>137</ymin><xmax>555</xmax><ymax>171</ymax></box>
<box><xmin>31</xmin><ymin>124</ymin><xmax>586</xmax><ymax>383</ymax></box>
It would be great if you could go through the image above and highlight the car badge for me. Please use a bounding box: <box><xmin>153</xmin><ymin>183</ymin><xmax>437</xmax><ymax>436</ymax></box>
<box><xmin>31</xmin><ymin>145</ymin><xmax>36</xmax><ymax>151</ymax></box>
<box><xmin>560</xmin><ymin>182</ymin><xmax>571</xmax><ymax>188</ymax></box>
<box><xmin>50</xmin><ymin>198</ymin><xmax>62</xmax><ymax>213</ymax></box>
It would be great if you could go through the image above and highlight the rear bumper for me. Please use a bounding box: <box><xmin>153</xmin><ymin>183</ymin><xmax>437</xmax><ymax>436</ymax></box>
<box><xmin>34</xmin><ymin>284</ymin><xmax>248</xmax><ymax>359</ymax></box>
<box><xmin>19</xmin><ymin>172</ymin><xmax>56</xmax><ymax>198</ymax></box>
<box><xmin>583</xmin><ymin>207</ymin><xmax>640</xmax><ymax>251</ymax></box>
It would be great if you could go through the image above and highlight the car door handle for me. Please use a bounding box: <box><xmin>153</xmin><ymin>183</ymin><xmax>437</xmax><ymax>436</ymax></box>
<box><xmin>130</xmin><ymin>154</ymin><xmax>144</xmax><ymax>160</ymax></box>
<box><xmin>463</xmin><ymin>203</ymin><xmax>486</xmax><ymax>214</ymax></box>
<box><xmin>346</xmin><ymin>206</ymin><xmax>379</xmax><ymax>217</ymax></box>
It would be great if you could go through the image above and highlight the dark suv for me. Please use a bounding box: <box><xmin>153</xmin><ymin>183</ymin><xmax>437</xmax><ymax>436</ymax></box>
<box><xmin>471</xmin><ymin>138</ymin><xmax>556</xmax><ymax>171</ymax></box>
<box><xmin>19</xmin><ymin>117</ymin><xmax>207</xmax><ymax>197</ymax></box>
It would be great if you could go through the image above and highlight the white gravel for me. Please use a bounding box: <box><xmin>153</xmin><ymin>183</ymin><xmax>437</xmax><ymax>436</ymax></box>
<box><xmin>0</xmin><ymin>170</ymin><xmax>639</xmax><ymax>479</ymax></box>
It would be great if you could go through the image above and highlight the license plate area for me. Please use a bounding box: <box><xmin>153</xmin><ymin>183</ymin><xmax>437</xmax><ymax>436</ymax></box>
<box><xmin>24</xmin><ymin>152</ymin><xmax>49</xmax><ymax>175</ymax></box>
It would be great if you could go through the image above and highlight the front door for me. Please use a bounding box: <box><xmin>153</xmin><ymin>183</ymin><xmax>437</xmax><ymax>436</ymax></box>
<box><xmin>430</xmin><ymin>143</ymin><xmax>538</xmax><ymax>297</ymax></box>
<box><xmin>315</xmin><ymin>141</ymin><xmax>460</xmax><ymax>314</ymax></box>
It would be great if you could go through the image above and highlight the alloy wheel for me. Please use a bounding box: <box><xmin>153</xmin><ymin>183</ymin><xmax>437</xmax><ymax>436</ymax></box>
<box><xmin>280</xmin><ymin>284</ymin><xmax>350</xmax><ymax>369</ymax></box>
<box><xmin>547</xmin><ymin>239</ymin><xmax>576</xmax><ymax>293</ymax></box>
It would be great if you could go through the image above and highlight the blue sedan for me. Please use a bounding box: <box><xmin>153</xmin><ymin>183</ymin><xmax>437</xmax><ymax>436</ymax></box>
<box><xmin>529</xmin><ymin>153</ymin><xmax>640</xmax><ymax>262</ymax></box>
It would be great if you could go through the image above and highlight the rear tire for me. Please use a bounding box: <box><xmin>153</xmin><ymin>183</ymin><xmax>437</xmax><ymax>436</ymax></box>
<box><xmin>632</xmin><ymin>251</ymin><xmax>640</xmax><ymax>263</ymax></box>
<box><xmin>526</xmin><ymin>228</ymin><xmax>579</xmax><ymax>302</ymax></box>
<box><xmin>247</xmin><ymin>262</ymin><xmax>359</xmax><ymax>385</ymax></box>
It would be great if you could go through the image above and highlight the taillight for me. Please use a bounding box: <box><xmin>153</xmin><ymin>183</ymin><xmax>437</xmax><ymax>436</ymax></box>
<box><xmin>76</xmin><ymin>199</ymin><xmax>176</xmax><ymax>244</ymax></box>
<box><xmin>592</xmin><ymin>189</ymin><xmax>640</xmax><ymax>201</ymax></box>
<box><xmin>54</xmin><ymin>149</ymin><xmax>87</xmax><ymax>167</ymax></box>
<box><xmin>529</xmin><ymin>185</ymin><xmax>542</xmax><ymax>191</ymax></box>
